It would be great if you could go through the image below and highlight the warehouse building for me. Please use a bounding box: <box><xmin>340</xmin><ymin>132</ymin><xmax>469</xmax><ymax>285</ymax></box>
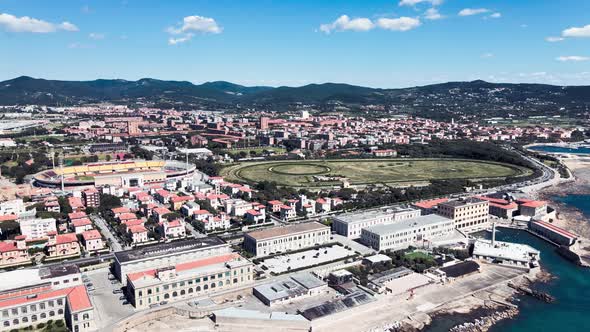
<box><xmin>243</xmin><ymin>222</ymin><xmax>331</xmax><ymax>257</ymax></box>
<box><xmin>113</xmin><ymin>237</ymin><xmax>229</xmax><ymax>286</ymax></box>
<box><xmin>529</xmin><ymin>220</ymin><xmax>577</xmax><ymax>247</ymax></box>
<box><xmin>253</xmin><ymin>272</ymin><xmax>327</xmax><ymax>306</ymax></box>
<box><xmin>332</xmin><ymin>207</ymin><xmax>421</xmax><ymax>239</ymax></box>
<box><xmin>361</xmin><ymin>215</ymin><xmax>455</xmax><ymax>251</ymax></box>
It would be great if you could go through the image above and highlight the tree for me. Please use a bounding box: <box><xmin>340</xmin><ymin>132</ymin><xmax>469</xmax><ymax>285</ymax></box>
<box><xmin>99</xmin><ymin>194</ymin><xmax>122</xmax><ymax>211</ymax></box>
<box><xmin>105</xmin><ymin>154</ymin><xmax>112</xmax><ymax>161</ymax></box>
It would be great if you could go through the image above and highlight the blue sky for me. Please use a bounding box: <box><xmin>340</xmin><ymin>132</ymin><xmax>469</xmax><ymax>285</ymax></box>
<box><xmin>0</xmin><ymin>0</ymin><xmax>589</xmax><ymax>87</ymax></box>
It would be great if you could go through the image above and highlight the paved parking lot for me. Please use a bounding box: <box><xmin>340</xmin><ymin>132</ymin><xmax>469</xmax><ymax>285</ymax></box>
<box><xmin>85</xmin><ymin>268</ymin><xmax>135</xmax><ymax>331</ymax></box>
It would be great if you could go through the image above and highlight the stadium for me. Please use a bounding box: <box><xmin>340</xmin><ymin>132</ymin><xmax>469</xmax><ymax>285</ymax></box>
<box><xmin>33</xmin><ymin>160</ymin><xmax>196</xmax><ymax>188</ymax></box>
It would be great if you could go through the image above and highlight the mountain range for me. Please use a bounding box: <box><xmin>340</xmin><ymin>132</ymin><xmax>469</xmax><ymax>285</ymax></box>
<box><xmin>1</xmin><ymin>76</ymin><xmax>589</xmax><ymax>118</ymax></box>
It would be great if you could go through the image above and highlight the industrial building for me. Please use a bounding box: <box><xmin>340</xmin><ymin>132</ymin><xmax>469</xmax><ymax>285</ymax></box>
<box><xmin>0</xmin><ymin>265</ymin><xmax>94</xmax><ymax>332</ymax></box>
<box><xmin>243</xmin><ymin>222</ymin><xmax>331</xmax><ymax>257</ymax></box>
<box><xmin>472</xmin><ymin>226</ymin><xmax>540</xmax><ymax>269</ymax></box>
<box><xmin>253</xmin><ymin>272</ymin><xmax>328</xmax><ymax>306</ymax></box>
<box><xmin>332</xmin><ymin>207</ymin><xmax>421</xmax><ymax>239</ymax></box>
<box><xmin>113</xmin><ymin>237</ymin><xmax>229</xmax><ymax>286</ymax></box>
<box><xmin>436</xmin><ymin>197</ymin><xmax>489</xmax><ymax>232</ymax></box>
<box><xmin>529</xmin><ymin>220</ymin><xmax>577</xmax><ymax>246</ymax></box>
<box><xmin>361</xmin><ymin>215</ymin><xmax>455</xmax><ymax>251</ymax></box>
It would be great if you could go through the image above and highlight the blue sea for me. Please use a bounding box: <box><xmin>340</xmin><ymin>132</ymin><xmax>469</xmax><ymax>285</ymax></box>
<box><xmin>426</xmin><ymin>194</ymin><xmax>590</xmax><ymax>332</ymax></box>
<box><xmin>528</xmin><ymin>145</ymin><xmax>590</xmax><ymax>155</ymax></box>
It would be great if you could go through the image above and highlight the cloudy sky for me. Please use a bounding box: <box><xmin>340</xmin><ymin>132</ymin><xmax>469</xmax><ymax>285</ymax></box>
<box><xmin>0</xmin><ymin>0</ymin><xmax>589</xmax><ymax>87</ymax></box>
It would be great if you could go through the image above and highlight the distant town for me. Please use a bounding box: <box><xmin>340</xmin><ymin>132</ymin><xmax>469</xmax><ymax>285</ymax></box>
<box><xmin>0</xmin><ymin>101</ymin><xmax>588</xmax><ymax>332</ymax></box>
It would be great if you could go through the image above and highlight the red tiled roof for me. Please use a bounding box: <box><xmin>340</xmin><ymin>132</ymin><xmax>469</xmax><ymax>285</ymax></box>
<box><xmin>68</xmin><ymin>212</ymin><xmax>87</xmax><ymax>220</ymax></box>
<box><xmin>0</xmin><ymin>215</ymin><xmax>18</xmax><ymax>222</ymax></box>
<box><xmin>413</xmin><ymin>198</ymin><xmax>449</xmax><ymax>209</ymax></box>
<box><xmin>521</xmin><ymin>200</ymin><xmax>547</xmax><ymax>208</ymax></box>
<box><xmin>533</xmin><ymin>220</ymin><xmax>577</xmax><ymax>239</ymax></box>
<box><xmin>128</xmin><ymin>225</ymin><xmax>147</xmax><ymax>234</ymax></box>
<box><xmin>118</xmin><ymin>213</ymin><xmax>137</xmax><ymax>220</ymax></box>
<box><xmin>127</xmin><ymin>253</ymin><xmax>239</xmax><ymax>282</ymax></box>
<box><xmin>82</xmin><ymin>230</ymin><xmax>101</xmax><ymax>240</ymax></box>
<box><xmin>56</xmin><ymin>233</ymin><xmax>78</xmax><ymax>244</ymax></box>
<box><xmin>0</xmin><ymin>241</ymin><xmax>19</xmax><ymax>253</ymax></box>
<box><xmin>72</xmin><ymin>218</ymin><xmax>92</xmax><ymax>227</ymax></box>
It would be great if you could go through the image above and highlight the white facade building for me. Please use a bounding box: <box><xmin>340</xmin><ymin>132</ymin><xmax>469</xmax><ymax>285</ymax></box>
<box><xmin>243</xmin><ymin>222</ymin><xmax>331</xmax><ymax>257</ymax></box>
<box><xmin>332</xmin><ymin>207</ymin><xmax>421</xmax><ymax>239</ymax></box>
<box><xmin>361</xmin><ymin>215</ymin><xmax>455</xmax><ymax>251</ymax></box>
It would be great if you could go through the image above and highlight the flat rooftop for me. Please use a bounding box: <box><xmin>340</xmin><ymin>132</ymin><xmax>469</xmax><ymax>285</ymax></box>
<box><xmin>439</xmin><ymin>197</ymin><xmax>487</xmax><ymax>208</ymax></box>
<box><xmin>114</xmin><ymin>237</ymin><xmax>226</xmax><ymax>263</ymax></box>
<box><xmin>246</xmin><ymin>222</ymin><xmax>329</xmax><ymax>241</ymax></box>
<box><xmin>473</xmin><ymin>239</ymin><xmax>540</xmax><ymax>263</ymax></box>
<box><xmin>333</xmin><ymin>207</ymin><xmax>419</xmax><ymax>224</ymax></box>
<box><xmin>0</xmin><ymin>264</ymin><xmax>80</xmax><ymax>293</ymax></box>
<box><xmin>364</xmin><ymin>214</ymin><xmax>453</xmax><ymax>236</ymax></box>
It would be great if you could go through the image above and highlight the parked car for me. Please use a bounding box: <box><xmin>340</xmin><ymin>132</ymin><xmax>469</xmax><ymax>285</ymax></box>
<box><xmin>110</xmin><ymin>280</ymin><xmax>118</xmax><ymax>284</ymax></box>
<box><xmin>122</xmin><ymin>300</ymin><xmax>130</xmax><ymax>305</ymax></box>
<box><xmin>119</xmin><ymin>296</ymin><xmax>126</xmax><ymax>301</ymax></box>
<box><xmin>112</xmin><ymin>289</ymin><xmax>123</xmax><ymax>294</ymax></box>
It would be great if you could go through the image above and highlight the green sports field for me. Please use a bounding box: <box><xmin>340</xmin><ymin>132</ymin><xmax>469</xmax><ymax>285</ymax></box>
<box><xmin>220</xmin><ymin>158</ymin><xmax>531</xmax><ymax>188</ymax></box>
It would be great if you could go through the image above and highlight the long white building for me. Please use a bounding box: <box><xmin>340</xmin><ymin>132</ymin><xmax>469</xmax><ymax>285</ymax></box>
<box><xmin>361</xmin><ymin>215</ymin><xmax>455</xmax><ymax>251</ymax></box>
<box><xmin>243</xmin><ymin>222</ymin><xmax>331</xmax><ymax>257</ymax></box>
<box><xmin>19</xmin><ymin>218</ymin><xmax>57</xmax><ymax>240</ymax></box>
<box><xmin>332</xmin><ymin>207</ymin><xmax>421</xmax><ymax>239</ymax></box>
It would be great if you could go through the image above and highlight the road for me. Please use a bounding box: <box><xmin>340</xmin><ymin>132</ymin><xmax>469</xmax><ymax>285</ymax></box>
<box><xmin>89</xmin><ymin>214</ymin><xmax>127</xmax><ymax>252</ymax></box>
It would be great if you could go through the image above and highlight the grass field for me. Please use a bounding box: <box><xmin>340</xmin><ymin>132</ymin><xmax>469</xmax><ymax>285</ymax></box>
<box><xmin>220</xmin><ymin>158</ymin><xmax>531</xmax><ymax>188</ymax></box>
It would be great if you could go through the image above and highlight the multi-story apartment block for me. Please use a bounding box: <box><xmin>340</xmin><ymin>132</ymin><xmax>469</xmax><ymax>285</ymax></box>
<box><xmin>0</xmin><ymin>236</ymin><xmax>29</xmax><ymax>268</ymax></box>
<box><xmin>436</xmin><ymin>197</ymin><xmax>489</xmax><ymax>232</ymax></box>
<box><xmin>243</xmin><ymin>222</ymin><xmax>331</xmax><ymax>257</ymax></box>
<box><xmin>361</xmin><ymin>215</ymin><xmax>455</xmax><ymax>251</ymax></box>
<box><xmin>19</xmin><ymin>218</ymin><xmax>57</xmax><ymax>240</ymax></box>
<box><xmin>81</xmin><ymin>188</ymin><xmax>100</xmax><ymax>208</ymax></box>
<box><xmin>81</xmin><ymin>230</ymin><xmax>105</xmax><ymax>252</ymax></box>
<box><xmin>45</xmin><ymin>233</ymin><xmax>81</xmax><ymax>259</ymax></box>
<box><xmin>332</xmin><ymin>207</ymin><xmax>422</xmax><ymax>239</ymax></box>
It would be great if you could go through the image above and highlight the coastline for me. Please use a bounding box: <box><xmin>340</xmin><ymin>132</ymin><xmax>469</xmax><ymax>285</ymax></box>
<box><xmin>537</xmin><ymin>157</ymin><xmax>590</xmax><ymax>238</ymax></box>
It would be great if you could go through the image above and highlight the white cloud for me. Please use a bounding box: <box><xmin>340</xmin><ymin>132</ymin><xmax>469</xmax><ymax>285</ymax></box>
<box><xmin>166</xmin><ymin>15</ymin><xmax>222</xmax><ymax>45</ymax></box>
<box><xmin>376</xmin><ymin>17</ymin><xmax>421</xmax><ymax>31</ymax></box>
<box><xmin>399</xmin><ymin>0</ymin><xmax>443</xmax><ymax>7</ymax></box>
<box><xmin>562</xmin><ymin>24</ymin><xmax>590</xmax><ymax>38</ymax></box>
<box><xmin>545</xmin><ymin>36</ymin><xmax>564</xmax><ymax>42</ymax></box>
<box><xmin>489</xmin><ymin>12</ymin><xmax>501</xmax><ymax>19</ymax></box>
<box><xmin>168</xmin><ymin>34</ymin><xmax>194</xmax><ymax>45</ymax></box>
<box><xmin>0</xmin><ymin>13</ymin><xmax>78</xmax><ymax>33</ymax></box>
<box><xmin>319</xmin><ymin>15</ymin><xmax>374</xmax><ymax>34</ymax></box>
<box><xmin>520</xmin><ymin>24</ymin><xmax>528</xmax><ymax>28</ymax></box>
<box><xmin>424</xmin><ymin>8</ymin><xmax>443</xmax><ymax>20</ymax></box>
<box><xmin>458</xmin><ymin>8</ymin><xmax>490</xmax><ymax>16</ymax></box>
<box><xmin>89</xmin><ymin>32</ymin><xmax>104</xmax><ymax>40</ymax></box>
<box><xmin>556</xmin><ymin>56</ymin><xmax>589</xmax><ymax>62</ymax></box>
<box><xmin>481</xmin><ymin>53</ymin><xmax>494</xmax><ymax>59</ymax></box>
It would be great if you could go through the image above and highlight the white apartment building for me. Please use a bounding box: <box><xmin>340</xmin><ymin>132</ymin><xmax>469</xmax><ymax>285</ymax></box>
<box><xmin>223</xmin><ymin>199</ymin><xmax>253</xmax><ymax>217</ymax></box>
<box><xmin>361</xmin><ymin>215</ymin><xmax>455</xmax><ymax>251</ymax></box>
<box><xmin>332</xmin><ymin>207</ymin><xmax>421</xmax><ymax>239</ymax></box>
<box><xmin>19</xmin><ymin>218</ymin><xmax>57</xmax><ymax>240</ymax></box>
<box><xmin>436</xmin><ymin>198</ymin><xmax>489</xmax><ymax>232</ymax></box>
<box><xmin>243</xmin><ymin>222</ymin><xmax>331</xmax><ymax>257</ymax></box>
<box><xmin>0</xmin><ymin>199</ymin><xmax>25</xmax><ymax>217</ymax></box>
